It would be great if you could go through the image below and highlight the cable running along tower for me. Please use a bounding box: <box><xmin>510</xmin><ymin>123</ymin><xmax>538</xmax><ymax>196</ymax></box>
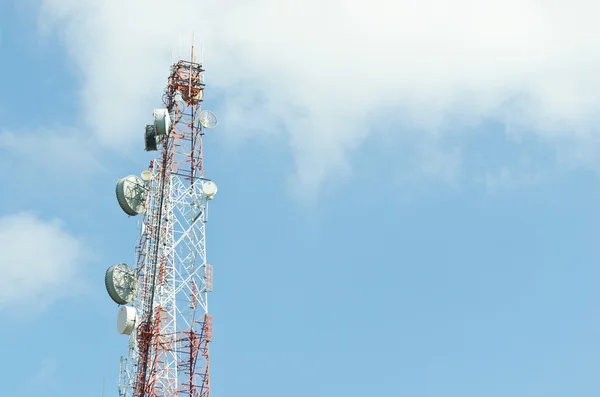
<box><xmin>107</xmin><ymin>49</ymin><xmax>219</xmax><ymax>397</ymax></box>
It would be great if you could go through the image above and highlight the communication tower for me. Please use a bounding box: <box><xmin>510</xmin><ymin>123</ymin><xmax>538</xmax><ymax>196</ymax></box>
<box><xmin>106</xmin><ymin>49</ymin><xmax>219</xmax><ymax>397</ymax></box>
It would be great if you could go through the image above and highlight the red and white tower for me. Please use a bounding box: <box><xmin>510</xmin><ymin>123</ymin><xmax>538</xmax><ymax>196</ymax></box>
<box><xmin>107</xmin><ymin>49</ymin><xmax>218</xmax><ymax>397</ymax></box>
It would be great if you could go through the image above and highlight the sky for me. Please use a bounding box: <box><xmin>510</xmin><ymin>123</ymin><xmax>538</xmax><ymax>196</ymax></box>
<box><xmin>0</xmin><ymin>0</ymin><xmax>599</xmax><ymax>396</ymax></box>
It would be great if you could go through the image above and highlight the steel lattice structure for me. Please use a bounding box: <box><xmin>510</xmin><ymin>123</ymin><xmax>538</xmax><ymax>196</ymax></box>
<box><xmin>118</xmin><ymin>56</ymin><xmax>214</xmax><ymax>397</ymax></box>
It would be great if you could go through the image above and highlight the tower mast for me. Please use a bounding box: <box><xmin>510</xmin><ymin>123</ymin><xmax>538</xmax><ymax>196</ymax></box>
<box><xmin>109</xmin><ymin>53</ymin><xmax>218</xmax><ymax>397</ymax></box>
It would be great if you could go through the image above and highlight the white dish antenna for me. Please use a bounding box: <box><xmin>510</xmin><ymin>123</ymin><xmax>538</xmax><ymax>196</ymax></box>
<box><xmin>153</xmin><ymin>108</ymin><xmax>171</xmax><ymax>136</ymax></box>
<box><xmin>117</xmin><ymin>306</ymin><xmax>137</xmax><ymax>335</ymax></box>
<box><xmin>201</xmin><ymin>180</ymin><xmax>218</xmax><ymax>199</ymax></box>
<box><xmin>174</xmin><ymin>90</ymin><xmax>184</xmax><ymax>103</ymax></box>
<box><xmin>116</xmin><ymin>175</ymin><xmax>146</xmax><ymax>216</ymax></box>
<box><xmin>105</xmin><ymin>263</ymin><xmax>138</xmax><ymax>305</ymax></box>
<box><xmin>199</xmin><ymin>110</ymin><xmax>218</xmax><ymax>129</ymax></box>
<box><xmin>141</xmin><ymin>170</ymin><xmax>153</xmax><ymax>182</ymax></box>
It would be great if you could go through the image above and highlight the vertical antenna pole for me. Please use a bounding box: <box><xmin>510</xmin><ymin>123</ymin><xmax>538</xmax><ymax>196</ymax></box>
<box><xmin>191</xmin><ymin>31</ymin><xmax>195</xmax><ymax>63</ymax></box>
<box><xmin>190</xmin><ymin>32</ymin><xmax>195</xmax><ymax>100</ymax></box>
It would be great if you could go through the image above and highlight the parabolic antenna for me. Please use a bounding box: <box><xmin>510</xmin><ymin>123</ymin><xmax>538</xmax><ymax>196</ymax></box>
<box><xmin>116</xmin><ymin>175</ymin><xmax>146</xmax><ymax>216</ymax></box>
<box><xmin>174</xmin><ymin>90</ymin><xmax>184</xmax><ymax>103</ymax></box>
<box><xmin>199</xmin><ymin>110</ymin><xmax>218</xmax><ymax>129</ymax></box>
<box><xmin>117</xmin><ymin>306</ymin><xmax>137</xmax><ymax>335</ymax></box>
<box><xmin>141</xmin><ymin>170</ymin><xmax>153</xmax><ymax>182</ymax></box>
<box><xmin>153</xmin><ymin>108</ymin><xmax>171</xmax><ymax>136</ymax></box>
<box><xmin>201</xmin><ymin>180</ymin><xmax>218</xmax><ymax>200</ymax></box>
<box><xmin>145</xmin><ymin>125</ymin><xmax>158</xmax><ymax>151</ymax></box>
<box><xmin>105</xmin><ymin>263</ymin><xmax>138</xmax><ymax>305</ymax></box>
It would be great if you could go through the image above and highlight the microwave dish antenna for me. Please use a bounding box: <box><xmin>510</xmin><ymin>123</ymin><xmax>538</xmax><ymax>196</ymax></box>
<box><xmin>141</xmin><ymin>170</ymin><xmax>153</xmax><ymax>182</ymax></box>
<box><xmin>116</xmin><ymin>175</ymin><xmax>146</xmax><ymax>216</ymax></box>
<box><xmin>116</xmin><ymin>306</ymin><xmax>137</xmax><ymax>335</ymax></box>
<box><xmin>153</xmin><ymin>108</ymin><xmax>171</xmax><ymax>136</ymax></box>
<box><xmin>199</xmin><ymin>110</ymin><xmax>217</xmax><ymax>129</ymax></box>
<box><xmin>201</xmin><ymin>180</ymin><xmax>218</xmax><ymax>199</ymax></box>
<box><xmin>145</xmin><ymin>125</ymin><xmax>158</xmax><ymax>151</ymax></box>
<box><xmin>105</xmin><ymin>263</ymin><xmax>138</xmax><ymax>305</ymax></box>
<box><xmin>174</xmin><ymin>90</ymin><xmax>184</xmax><ymax>103</ymax></box>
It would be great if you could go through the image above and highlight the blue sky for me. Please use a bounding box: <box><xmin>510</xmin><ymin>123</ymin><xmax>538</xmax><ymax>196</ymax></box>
<box><xmin>1</xmin><ymin>1</ymin><xmax>600</xmax><ymax>396</ymax></box>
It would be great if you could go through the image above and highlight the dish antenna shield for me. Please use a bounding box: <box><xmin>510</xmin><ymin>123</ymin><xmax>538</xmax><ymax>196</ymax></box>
<box><xmin>105</xmin><ymin>263</ymin><xmax>138</xmax><ymax>305</ymax></box>
<box><xmin>201</xmin><ymin>180</ymin><xmax>218</xmax><ymax>200</ymax></box>
<box><xmin>153</xmin><ymin>108</ymin><xmax>171</xmax><ymax>136</ymax></box>
<box><xmin>199</xmin><ymin>110</ymin><xmax>218</xmax><ymax>129</ymax></box>
<box><xmin>116</xmin><ymin>175</ymin><xmax>146</xmax><ymax>216</ymax></box>
<box><xmin>117</xmin><ymin>306</ymin><xmax>137</xmax><ymax>335</ymax></box>
<box><xmin>145</xmin><ymin>125</ymin><xmax>158</xmax><ymax>151</ymax></box>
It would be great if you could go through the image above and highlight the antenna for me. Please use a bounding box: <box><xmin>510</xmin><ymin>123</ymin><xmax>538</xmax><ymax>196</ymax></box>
<box><xmin>199</xmin><ymin>110</ymin><xmax>218</xmax><ymax>128</ymax></box>
<box><xmin>191</xmin><ymin>31</ymin><xmax>195</xmax><ymax>63</ymax></box>
<box><xmin>141</xmin><ymin>170</ymin><xmax>153</xmax><ymax>182</ymax></box>
<box><xmin>108</xmin><ymin>47</ymin><xmax>219</xmax><ymax>397</ymax></box>
<box><xmin>115</xmin><ymin>175</ymin><xmax>146</xmax><ymax>216</ymax></box>
<box><xmin>102</xmin><ymin>378</ymin><xmax>105</xmax><ymax>397</ymax></box>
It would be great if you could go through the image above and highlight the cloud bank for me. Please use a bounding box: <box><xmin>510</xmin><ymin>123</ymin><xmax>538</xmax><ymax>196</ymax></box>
<box><xmin>39</xmin><ymin>0</ymin><xmax>600</xmax><ymax>189</ymax></box>
<box><xmin>0</xmin><ymin>212</ymin><xmax>85</xmax><ymax>310</ymax></box>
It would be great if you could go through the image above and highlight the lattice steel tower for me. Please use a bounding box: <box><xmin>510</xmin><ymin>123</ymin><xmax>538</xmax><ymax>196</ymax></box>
<box><xmin>106</xmin><ymin>50</ymin><xmax>219</xmax><ymax>397</ymax></box>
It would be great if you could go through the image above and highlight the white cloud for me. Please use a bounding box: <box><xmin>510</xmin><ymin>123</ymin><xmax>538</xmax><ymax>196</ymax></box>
<box><xmin>0</xmin><ymin>212</ymin><xmax>86</xmax><ymax>311</ymax></box>
<box><xmin>38</xmin><ymin>0</ymin><xmax>600</xmax><ymax>189</ymax></box>
<box><xmin>481</xmin><ymin>165</ymin><xmax>545</xmax><ymax>194</ymax></box>
<box><xmin>0</xmin><ymin>129</ymin><xmax>105</xmax><ymax>177</ymax></box>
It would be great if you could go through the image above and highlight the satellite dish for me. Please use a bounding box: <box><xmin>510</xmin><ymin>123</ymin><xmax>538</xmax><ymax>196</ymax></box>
<box><xmin>201</xmin><ymin>180</ymin><xmax>218</xmax><ymax>199</ymax></box>
<box><xmin>105</xmin><ymin>263</ymin><xmax>138</xmax><ymax>305</ymax></box>
<box><xmin>199</xmin><ymin>110</ymin><xmax>217</xmax><ymax>129</ymax></box>
<box><xmin>145</xmin><ymin>125</ymin><xmax>158</xmax><ymax>151</ymax></box>
<box><xmin>153</xmin><ymin>108</ymin><xmax>171</xmax><ymax>136</ymax></box>
<box><xmin>141</xmin><ymin>170</ymin><xmax>153</xmax><ymax>182</ymax></box>
<box><xmin>116</xmin><ymin>175</ymin><xmax>146</xmax><ymax>216</ymax></box>
<box><xmin>117</xmin><ymin>306</ymin><xmax>137</xmax><ymax>335</ymax></box>
<box><xmin>174</xmin><ymin>90</ymin><xmax>184</xmax><ymax>103</ymax></box>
